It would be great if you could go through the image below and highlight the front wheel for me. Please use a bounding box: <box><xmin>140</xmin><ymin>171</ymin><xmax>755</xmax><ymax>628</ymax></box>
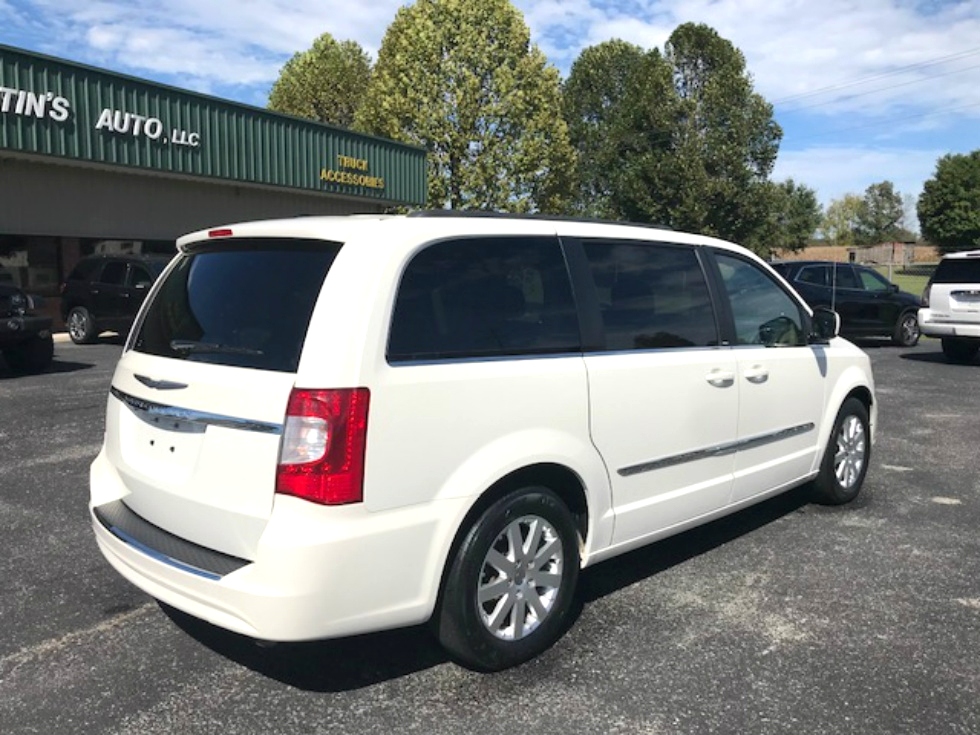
<box><xmin>435</xmin><ymin>487</ymin><xmax>580</xmax><ymax>671</ymax></box>
<box><xmin>892</xmin><ymin>311</ymin><xmax>920</xmax><ymax>347</ymax></box>
<box><xmin>812</xmin><ymin>397</ymin><xmax>870</xmax><ymax>505</ymax></box>
<box><xmin>67</xmin><ymin>306</ymin><xmax>97</xmax><ymax>344</ymax></box>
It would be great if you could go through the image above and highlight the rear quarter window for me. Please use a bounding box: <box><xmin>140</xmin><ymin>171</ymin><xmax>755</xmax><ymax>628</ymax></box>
<box><xmin>132</xmin><ymin>239</ymin><xmax>341</xmax><ymax>372</ymax></box>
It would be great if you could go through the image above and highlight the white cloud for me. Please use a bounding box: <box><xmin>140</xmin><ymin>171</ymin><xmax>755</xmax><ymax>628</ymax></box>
<box><xmin>5</xmin><ymin>0</ymin><xmax>978</xmax><ymax>207</ymax></box>
<box><xmin>771</xmin><ymin>145</ymin><xmax>945</xmax><ymax>206</ymax></box>
<box><xmin>519</xmin><ymin>0</ymin><xmax>980</xmax><ymax>118</ymax></box>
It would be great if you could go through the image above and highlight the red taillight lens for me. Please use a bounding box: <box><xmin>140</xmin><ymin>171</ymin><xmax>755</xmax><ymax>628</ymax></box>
<box><xmin>275</xmin><ymin>388</ymin><xmax>370</xmax><ymax>505</ymax></box>
<box><xmin>208</xmin><ymin>228</ymin><xmax>234</xmax><ymax>238</ymax></box>
<box><xmin>921</xmin><ymin>282</ymin><xmax>932</xmax><ymax>307</ymax></box>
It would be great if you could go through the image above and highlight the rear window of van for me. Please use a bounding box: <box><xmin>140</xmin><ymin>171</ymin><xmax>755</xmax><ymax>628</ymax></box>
<box><xmin>132</xmin><ymin>239</ymin><xmax>341</xmax><ymax>372</ymax></box>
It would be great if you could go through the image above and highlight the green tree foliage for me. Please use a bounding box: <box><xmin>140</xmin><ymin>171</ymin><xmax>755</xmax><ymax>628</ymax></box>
<box><xmin>268</xmin><ymin>33</ymin><xmax>372</xmax><ymax>127</ymax></box>
<box><xmin>821</xmin><ymin>193</ymin><xmax>864</xmax><ymax>247</ymax></box>
<box><xmin>355</xmin><ymin>0</ymin><xmax>574</xmax><ymax>212</ymax></box>
<box><xmin>918</xmin><ymin>151</ymin><xmax>980</xmax><ymax>254</ymax></box>
<box><xmin>563</xmin><ymin>24</ymin><xmax>783</xmax><ymax>252</ymax></box>
<box><xmin>751</xmin><ymin>179</ymin><xmax>822</xmax><ymax>258</ymax></box>
<box><xmin>562</xmin><ymin>40</ymin><xmax>646</xmax><ymax>217</ymax></box>
<box><xmin>854</xmin><ymin>181</ymin><xmax>906</xmax><ymax>245</ymax></box>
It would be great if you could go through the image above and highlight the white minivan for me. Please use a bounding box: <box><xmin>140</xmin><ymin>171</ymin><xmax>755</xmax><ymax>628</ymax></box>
<box><xmin>90</xmin><ymin>213</ymin><xmax>876</xmax><ymax>671</ymax></box>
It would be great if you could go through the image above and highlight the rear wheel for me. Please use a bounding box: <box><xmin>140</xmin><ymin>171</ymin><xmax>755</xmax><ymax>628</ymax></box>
<box><xmin>2</xmin><ymin>333</ymin><xmax>53</xmax><ymax>374</ymax></box>
<box><xmin>435</xmin><ymin>487</ymin><xmax>580</xmax><ymax>671</ymax></box>
<box><xmin>941</xmin><ymin>337</ymin><xmax>979</xmax><ymax>364</ymax></box>
<box><xmin>892</xmin><ymin>310</ymin><xmax>920</xmax><ymax>347</ymax></box>
<box><xmin>812</xmin><ymin>397</ymin><xmax>870</xmax><ymax>505</ymax></box>
<box><xmin>67</xmin><ymin>306</ymin><xmax>97</xmax><ymax>344</ymax></box>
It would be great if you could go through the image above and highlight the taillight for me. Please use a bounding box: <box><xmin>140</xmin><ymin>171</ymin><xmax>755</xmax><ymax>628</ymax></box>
<box><xmin>921</xmin><ymin>282</ymin><xmax>932</xmax><ymax>307</ymax></box>
<box><xmin>275</xmin><ymin>388</ymin><xmax>370</xmax><ymax>505</ymax></box>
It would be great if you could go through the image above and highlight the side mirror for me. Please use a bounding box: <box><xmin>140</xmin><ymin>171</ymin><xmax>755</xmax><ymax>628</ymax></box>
<box><xmin>811</xmin><ymin>306</ymin><xmax>840</xmax><ymax>343</ymax></box>
<box><xmin>889</xmin><ymin>283</ymin><xmax>899</xmax><ymax>293</ymax></box>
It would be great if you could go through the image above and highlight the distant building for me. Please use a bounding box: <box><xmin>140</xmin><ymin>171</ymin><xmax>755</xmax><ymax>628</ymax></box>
<box><xmin>1</xmin><ymin>44</ymin><xmax>426</xmax><ymax>324</ymax></box>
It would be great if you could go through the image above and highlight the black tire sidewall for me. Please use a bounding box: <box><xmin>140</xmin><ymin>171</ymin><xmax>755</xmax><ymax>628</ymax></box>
<box><xmin>437</xmin><ymin>487</ymin><xmax>580</xmax><ymax>672</ymax></box>
<box><xmin>894</xmin><ymin>311</ymin><xmax>920</xmax><ymax>347</ymax></box>
<box><xmin>813</xmin><ymin>397</ymin><xmax>870</xmax><ymax>505</ymax></box>
<box><xmin>68</xmin><ymin>306</ymin><xmax>95</xmax><ymax>344</ymax></box>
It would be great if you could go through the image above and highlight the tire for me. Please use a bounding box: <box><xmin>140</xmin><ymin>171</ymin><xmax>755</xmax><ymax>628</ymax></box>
<box><xmin>2</xmin><ymin>333</ymin><xmax>54</xmax><ymax>375</ymax></box>
<box><xmin>67</xmin><ymin>306</ymin><xmax>97</xmax><ymax>344</ymax></box>
<box><xmin>892</xmin><ymin>310</ymin><xmax>920</xmax><ymax>347</ymax></box>
<box><xmin>812</xmin><ymin>397</ymin><xmax>871</xmax><ymax>506</ymax></box>
<box><xmin>435</xmin><ymin>487</ymin><xmax>580</xmax><ymax>671</ymax></box>
<box><xmin>941</xmin><ymin>337</ymin><xmax>979</xmax><ymax>364</ymax></box>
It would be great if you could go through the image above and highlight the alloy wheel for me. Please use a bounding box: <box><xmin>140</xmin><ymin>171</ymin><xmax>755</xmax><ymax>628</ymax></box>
<box><xmin>477</xmin><ymin>515</ymin><xmax>564</xmax><ymax>641</ymax></box>
<box><xmin>834</xmin><ymin>415</ymin><xmax>867</xmax><ymax>489</ymax></box>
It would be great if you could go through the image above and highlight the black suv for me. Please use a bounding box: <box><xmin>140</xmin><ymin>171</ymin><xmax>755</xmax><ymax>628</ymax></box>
<box><xmin>60</xmin><ymin>254</ymin><xmax>169</xmax><ymax>344</ymax></box>
<box><xmin>771</xmin><ymin>260</ymin><xmax>921</xmax><ymax>346</ymax></box>
<box><xmin>0</xmin><ymin>277</ymin><xmax>54</xmax><ymax>375</ymax></box>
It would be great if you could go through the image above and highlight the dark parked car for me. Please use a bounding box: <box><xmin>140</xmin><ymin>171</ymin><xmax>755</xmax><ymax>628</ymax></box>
<box><xmin>60</xmin><ymin>253</ymin><xmax>169</xmax><ymax>344</ymax></box>
<box><xmin>0</xmin><ymin>278</ymin><xmax>54</xmax><ymax>374</ymax></box>
<box><xmin>771</xmin><ymin>260</ymin><xmax>921</xmax><ymax>346</ymax></box>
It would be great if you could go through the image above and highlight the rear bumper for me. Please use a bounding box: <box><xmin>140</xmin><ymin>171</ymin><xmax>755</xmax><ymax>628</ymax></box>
<box><xmin>90</xmin><ymin>448</ymin><xmax>467</xmax><ymax>641</ymax></box>
<box><xmin>917</xmin><ymin>309</ymin><xmax>980</xmax><ymax>339</ymax></box>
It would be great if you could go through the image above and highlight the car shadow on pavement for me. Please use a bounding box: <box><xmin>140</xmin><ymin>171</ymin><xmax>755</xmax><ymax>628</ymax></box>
<box><xmin>578</xmin><ymin>485</ymin><xmax>812</xmax><ymax>603</ymax></box>
<box><xmin>0</xmin><ymin>358</ymin><xmax>94</xmax><ymax>378</ymax></box>
<box><xmin>160</xmin><ymin>603</ymin><xmax>448</xmax><ymax>692</ymax></box>
<box><xmin>162</xmin><ymin>486</ymin><xmax>813</xmax><ymax>692</ymax></box>
<box><xmin>900</xmin><ymin>349</ymin><xmax>974</xmax><ymax>364</ymax></box>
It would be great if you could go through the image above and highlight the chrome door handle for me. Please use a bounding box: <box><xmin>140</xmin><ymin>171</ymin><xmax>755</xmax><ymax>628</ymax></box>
<box><xmin>744</xmin><ymin>365</ymin><xmax>769</xmax><ymax>384</ymax></box>
<box><xmin>706</xmin><ymin>369</ymin><xmax>735</xmax><ymax>387</ymax></box>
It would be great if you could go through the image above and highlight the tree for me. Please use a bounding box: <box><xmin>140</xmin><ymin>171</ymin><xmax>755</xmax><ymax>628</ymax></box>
<box><xmin>268</xmin><ymin>33</ymin><xmax>372</xmax><ymax>128</ymax></box>
<box><xmin>918</xmin><ymin>151</ymin><xmax>980</xmax><ymax>254</ymax></box>
<box><xmin>562</xmin><ymin>40</ymin><xmax>645</xmax><ymax>217</ymax></box>
<box><xmin>821</xmin><ymin>193</ymin><xmax>864</xmax><ymax>247</ymax></box>
<box><xmin>854</xmin><ymin>181</ymin><xmax>905</xmax><ymax>245</ymax></box>
<box><xmin>355</xmin><ymin>0</ymin><xmax>574</xmax><ymax>212</ymax></box>
<box><xmin>748</xmin><ymin>179</ymin><xmax>822</xmax><ymax>258</ymax></box>
<box><xmin>563</xmin><ymin>24</ymin><xmax>783</xmax><ymax>252</ymax></box>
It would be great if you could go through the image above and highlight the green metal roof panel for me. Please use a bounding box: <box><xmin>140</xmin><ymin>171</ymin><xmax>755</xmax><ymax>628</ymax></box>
<box><xmin>0</xmin><ymin>44</ymin><xmax>426</xmax><ymax>206</ymax></box>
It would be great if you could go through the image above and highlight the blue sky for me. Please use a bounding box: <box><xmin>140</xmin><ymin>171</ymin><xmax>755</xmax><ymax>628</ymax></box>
<box><xmin>3</xmin><ymin>0</ymin><xmax>980</xmax><ymax>228</ymax></box>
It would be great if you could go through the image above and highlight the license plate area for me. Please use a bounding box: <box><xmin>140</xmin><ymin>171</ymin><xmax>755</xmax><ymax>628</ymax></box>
<box><xmin>119</xmin><ymin>404</ymin><xmax>206</xmax><ymax>483</ymax></box>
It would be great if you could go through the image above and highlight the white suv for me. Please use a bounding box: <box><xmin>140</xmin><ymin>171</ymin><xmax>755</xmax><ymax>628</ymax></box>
<box><xmin>918</xmin><ymin>249</ymin><xmax>980</xmax><ymax>363</ymax></box>
<box><xmin>90</xmin><ymin>213</ymin><xmax>876</xmax><ymax>671</ymax></box>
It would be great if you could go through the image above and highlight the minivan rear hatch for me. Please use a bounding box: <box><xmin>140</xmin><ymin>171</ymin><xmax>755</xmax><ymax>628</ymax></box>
<box><xmin>101</xmin><ymin>238</ymin><xmax>341</xmax><ymax>560</ymax></box>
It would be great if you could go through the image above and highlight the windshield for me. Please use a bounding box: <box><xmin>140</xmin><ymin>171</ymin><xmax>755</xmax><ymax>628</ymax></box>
<box><xmin>132</xmin><ymin>238</ymin><xmax>341</xmax><ymax>372</ymax></box>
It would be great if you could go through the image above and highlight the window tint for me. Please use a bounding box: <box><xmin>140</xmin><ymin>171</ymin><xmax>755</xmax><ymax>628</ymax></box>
<box><xmin>582</xmin><ymin>240</ymin><xmax>717</xmax><ymax>350</ymax></box>
<box><xmin>716</xmin><ymin>253</ymin><xmax>805</xmax><ymax>347</ymax></box>
<box><xmin>857</xmin><ymin>267</ymin><xmax>891</xmax><ymax>292</ymax></box>
<box><xmin>67</xmin><ymin>258</ymin><xmax>101</xmax><ymax>282</ymax></box>
<box><xmin>388</xmin><ymin>237</ymin><xmax>579</xmax><ymax>361</ymax></box>
<box><xmin>797</xmin><ymin>265</ymin><xmax>830</xmax><ymax>287</ymax></box>
<box><xmin>833</xmin><ymin>264</ymin><xmax>860</xmax><ymax>290</ymax></box>
<box><xmin>133</xmin><ymin>240</ymin><xmax>340</xmax><ymax>372</ymax></box>
<box><xmin>98</xmin><ymin>260</ymin><xmax>127</xmax><ymax>286</ymax></box>
<box><xmin>932</xmin><ymin>257</ymin><xmax>980</xmax><ymax>284</ymax></box>
<box><xmin>128</xmin><ymin>266</ymin><xmax>153</xmax><ymax>288</ymax></box>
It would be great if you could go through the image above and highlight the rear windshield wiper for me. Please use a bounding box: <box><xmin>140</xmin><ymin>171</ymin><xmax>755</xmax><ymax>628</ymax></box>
<box><xmin>169</xmin><ymin>340</ymin><xmax>265</xmax><ymax>356</ymax></box>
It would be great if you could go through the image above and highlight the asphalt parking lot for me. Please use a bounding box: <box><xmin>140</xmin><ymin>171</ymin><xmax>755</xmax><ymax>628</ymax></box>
<box><xmin>1</xmin><ymin>337</ymin><xmax>978</xmax><ymax>735</ymax></box>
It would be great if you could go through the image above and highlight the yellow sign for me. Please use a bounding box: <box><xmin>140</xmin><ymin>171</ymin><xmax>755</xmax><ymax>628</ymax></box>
<box><xmin>320</xmin><ymin>154</ymin><xmax>385</xmax><ymax>189</ymax></box>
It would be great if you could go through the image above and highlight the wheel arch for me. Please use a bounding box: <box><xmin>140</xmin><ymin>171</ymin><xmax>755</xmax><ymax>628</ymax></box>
<box><xmin>431</xmin><ymin>462</ymin><xmax>590</xmax><ymax>620</ymax></box>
